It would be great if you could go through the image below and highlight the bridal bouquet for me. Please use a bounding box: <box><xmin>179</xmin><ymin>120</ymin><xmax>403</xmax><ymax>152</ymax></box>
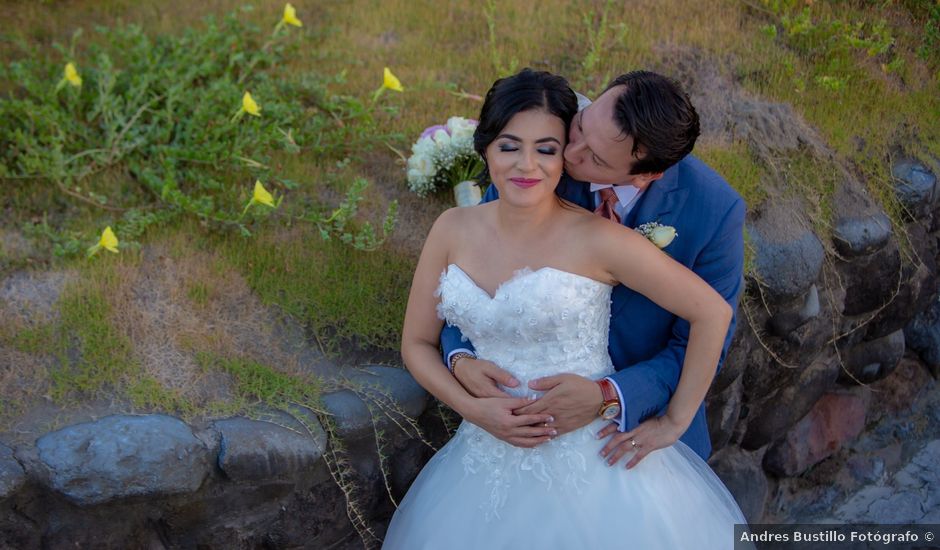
<box><xmin>406</xmin><ymin>117</ymin><xmax>486</xmax><ymax>206</ymax></box>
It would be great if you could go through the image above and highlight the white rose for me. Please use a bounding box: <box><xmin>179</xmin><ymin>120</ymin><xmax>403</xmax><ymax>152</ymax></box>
<box><xmin>407</xmin><ymin>153</ymin><xmax>436</xmax><ymax>178</ymax></box>
<box><xmin>649</xmin><ymin>226</ymin><xmax>677</xmax><ymax>248</ymax></box>
<box><xmin>412</xmin><ymin>136</ymin><xmax>435</xmax><ymax>158</ymax></box>
<box><xmin>432</xmin><ymin>128</ymin><xmax>452</xmax><ymax>149</ymax></box>
<box><xmin>447</xmin><ymin>117</ymin><xmax>476</xmax><ymax>142</ymax></box>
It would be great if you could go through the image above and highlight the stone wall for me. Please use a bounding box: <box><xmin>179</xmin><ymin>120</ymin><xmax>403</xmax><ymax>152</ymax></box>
<box><xmin>0</xmin><ymin>366</ymin><xmax>438</xmax><ymax>548</ymax></box>
<box><xmin>706</xmin><ymin>157</ymin><xmax>940</xmax><ymax>522</ymax></box>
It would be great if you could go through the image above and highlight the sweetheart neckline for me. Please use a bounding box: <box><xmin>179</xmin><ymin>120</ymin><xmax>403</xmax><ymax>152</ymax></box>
<box><xmin>445</xmin><ymin>263</ymin><xmax>611</xmax><ymax>301</ymax></box>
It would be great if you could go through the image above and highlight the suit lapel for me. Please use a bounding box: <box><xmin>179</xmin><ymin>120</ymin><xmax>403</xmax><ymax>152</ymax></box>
<box><xmin>624</xmin><ymin>163</ymin><xmax>686</xmax><ymax>228</ymax></box>
<box><xmin>612</xmin><ymin>163</ymin><xmax>689</xmax><ymax>318</ymax></box>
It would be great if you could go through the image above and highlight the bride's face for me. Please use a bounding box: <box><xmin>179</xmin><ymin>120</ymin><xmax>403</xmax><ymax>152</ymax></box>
<box><xmin>485</xmin><ymin>109</ymin><xmax>566</xmax><ymax>207</ymax></box>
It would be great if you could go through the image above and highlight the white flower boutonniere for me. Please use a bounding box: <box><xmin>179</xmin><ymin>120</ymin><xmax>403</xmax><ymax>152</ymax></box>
<box><xmin>635</xmin><ymin>222</ymin><xmax>678</xmax><ymax>249</ymax></box>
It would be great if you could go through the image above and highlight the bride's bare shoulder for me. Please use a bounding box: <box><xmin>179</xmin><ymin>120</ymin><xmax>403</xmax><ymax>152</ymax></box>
<box><xmin>428</xmin><ymin>204</ymin><xmax>491</xmax><ymax>241</ymax></box>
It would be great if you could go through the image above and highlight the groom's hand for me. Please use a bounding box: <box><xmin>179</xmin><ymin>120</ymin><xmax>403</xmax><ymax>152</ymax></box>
<box><xmin>453</xmin><ymin>357</ymin><xmax>519</xmax><ymax>398</ymax></box>
<box><xmin>515</xmin><ymin>374</ymin><xmax>601</xmax><ymax>435</ymax></box>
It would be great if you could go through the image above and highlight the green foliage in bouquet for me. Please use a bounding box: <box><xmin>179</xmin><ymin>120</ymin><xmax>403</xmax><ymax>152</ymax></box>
<box><xmin>0</xmin><ymin>7</ymin><xmax>399</xmax><ymax>256</ymax></box>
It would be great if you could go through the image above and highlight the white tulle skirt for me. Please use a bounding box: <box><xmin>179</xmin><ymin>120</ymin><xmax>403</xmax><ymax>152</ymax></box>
<box><xmin>383</xmin><ymin>418</ymin><xmax>748</xmax><ymax>550</ymax></box>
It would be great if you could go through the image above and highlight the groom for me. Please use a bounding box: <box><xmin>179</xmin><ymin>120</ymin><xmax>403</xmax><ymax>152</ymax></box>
<box><xmin>441</xmin><ymin>70</ymin><xmax>746</xmax><ymax>465</ymax></box>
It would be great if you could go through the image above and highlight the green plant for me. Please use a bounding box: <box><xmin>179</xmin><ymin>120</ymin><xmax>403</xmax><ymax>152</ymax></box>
<box><xmin>577</xmin><ymin>0</ymin><xmax>628</xmax><ymax>97</ymax></box>
<box><xmin>484</xmin><ymin>0</ymin><xmax>519</xmax><ymax>76</ymax></box>
<box><xmin>0</xmin><ymin>8</ymin><xmax>398</xmax><ymax>257</ymax></box>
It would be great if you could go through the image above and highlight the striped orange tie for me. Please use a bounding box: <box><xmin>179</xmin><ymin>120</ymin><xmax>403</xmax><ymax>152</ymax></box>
<box><xmin>594</xmin><ymin>187</ymin><xmax>621</xmax><ymax>224</ymax></box>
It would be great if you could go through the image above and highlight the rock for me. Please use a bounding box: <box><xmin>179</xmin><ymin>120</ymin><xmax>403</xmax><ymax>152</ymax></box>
<box><xmin>865</xmin><ymin>255</ymin><xmax>936</xmax><ymax>340</ymax></box>
<box><xmin>215</xmin><ymin>416</ymin><xmax>328</xmax><ymax>482</ymax></box>
<box><xmin>834</xmin><ymin>440</ymin><xmax>940</xmax><ymax>523</ymax></box>
<box><xmin>831</xmin><ymin>177</ymin><xmax>893</xmax><ymax>258</ymax></box>
<box><xmin>321</xmin><ymin>366</ymin><xmax>428</xmax><ymax>440</ymax></box>
<box><xmin>742</xmin><ymin>356</ymin><xmax>840</xmax><ymax>450</ymax></box>
<box><xmin>35</xmin><ymin>414</ymin><xmax>210</xmax><ymax>506</ymax></box>
<box><xmin>905</xmin><ymin>298</ymin><xmax>940</xmax><ymax>378</ymax></box>
<box><xmin>846</xmin><ymin>454</ymin><xmax>885</xmax><ymax>484</ymax></box>
<box><xmin>709</xmin><ymin>446</ymin><xmax>768</xmax><ymax>524</ymax></box>
<box><xmin>840</xmin><ymin>238</ymin><xmax>901</xmax><ymax>316</ymax></box>
<box><xmin>833</xmin><ymin>213</ymin><xmax>893</xmax><ymax>258</ymax></box>
<box><xmin>866</xmin><ymin>357</ymin><xmax>935</xmax><ymax>425</ymax></box>
<box><xmin>764</xmin><ymin>389</ymin><xmax>870</xmax><ymax>477</ymax></box>
<box><xmin>892</xmin><ymin>158</ymin><xmax>937</xmax><ymax>212</ymax></box>
<box><xmin>712</xmin><ymin>328</ymin><xmax>756</xmax><ymax>395</ymax></box>
<box><xmin>749</xmin><ymin>225</ymin><xmax>825</xmax><ymax>302</ymax></box>
<box><xmin>706</xmin><ymin>373</ymin><xmax>742</xmax><ymax>453</ymax></box>
<box><xmin>768</xmin><ymin>285</ymin><xmax>820</xmax><ymax>337</ymax></box>
<box><xmin>0</xmin><ymin>444</ymin><xmax>25</xmax><ymax>500</ymax></box>
<box><xmin>838</xmin><ymin>329</ymin><xmax>905</xmax><ymax>385</ymax></box>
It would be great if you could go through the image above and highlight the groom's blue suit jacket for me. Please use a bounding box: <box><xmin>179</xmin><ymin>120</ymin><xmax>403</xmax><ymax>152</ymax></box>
<box><xmin>441</xmin><ymin>154</ymin><xmax>746</xmax><ymax>460</ymax></box>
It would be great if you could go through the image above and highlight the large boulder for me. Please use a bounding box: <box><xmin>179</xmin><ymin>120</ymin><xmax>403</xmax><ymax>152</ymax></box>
<box><xmin>839</xmin><ymin>238</ymin><xmax>901</xmax><ymax>317</ymax></box>
<box><xmin>862</xmin><ymin>221</ymin><xmax>938</xmax><ymax>341</ymax></box>
<box><xmin>768</xmin><ymin>285</ymin><xmax>820</xmax><ymax>338</ymax></box>
<box><xmin>321</xmin><ymin>365</ymin><xmax>428</xmax><ymax>440</ymax></box>
<box><xmin>832</xmin><ymin>177</ymin><xmax>893</xmax><ymax>258</ymax></box>
<box><xmin>906</xmin><ymin>297</ymin><xmax>940</xmax><ymax>378</ymax></box>
<box><xmin>749</xmin><ymin>224</ymin><xmax>825</xmax><ymax>303</ymax></box>
<box><xmin>742</xmin><ymin>356</ymin><xmax>840</xmax><ymax>450</ymax></box>
<box><xmin>35</xmin><ymin>414</ymin><xmax>211</xmax><ymax>506</ymax></box>
<box><xmin>892</xmin><ymin>158</ymin><xmax>937</xmax><ymax>216</ymax></box>
<box><xmin>215</xmin><ymin>415</ymin><xmax>328</xmax><ymax>482</ymax></box>
<box><xmin>837</xmin><ymin>329</ymin><xmax>905</xmax><ymax>385</ymax></box>
<box><xmin>764</xmin><ymin>388</ymin><xmax>870</xmax><ymax>477</ymax></box>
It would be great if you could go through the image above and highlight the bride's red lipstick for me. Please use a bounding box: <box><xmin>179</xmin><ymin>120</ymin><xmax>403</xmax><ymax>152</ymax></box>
<box><xmin>510</xmin><ymin>177</ymin><xmax>541</xmax><ymax>188</ymax></box>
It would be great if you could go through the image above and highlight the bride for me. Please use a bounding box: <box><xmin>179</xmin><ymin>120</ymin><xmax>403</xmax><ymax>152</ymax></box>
<box><xmin>384</xmin><ymin>69</ymin><xmax>748</xmax><ymax>549</ymax></box>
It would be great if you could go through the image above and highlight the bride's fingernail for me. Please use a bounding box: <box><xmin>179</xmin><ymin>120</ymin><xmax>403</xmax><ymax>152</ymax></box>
<box><xmin>546</xmin><ymin>416</ymin><xmax>554</xmax><ymax>423</ymax></box>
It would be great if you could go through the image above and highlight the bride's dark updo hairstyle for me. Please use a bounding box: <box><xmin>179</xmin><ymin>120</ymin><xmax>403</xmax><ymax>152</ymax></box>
<box><xmin>473</xmin><ymin>68</ymin><xmax>578</xmax><ymax>159</ymax></box>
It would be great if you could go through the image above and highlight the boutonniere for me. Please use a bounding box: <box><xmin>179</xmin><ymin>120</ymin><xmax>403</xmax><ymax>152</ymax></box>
<box><xmin>635</xmin><ymin>222</ymin><xmax>677</xmax><ymax>249</ymax></box>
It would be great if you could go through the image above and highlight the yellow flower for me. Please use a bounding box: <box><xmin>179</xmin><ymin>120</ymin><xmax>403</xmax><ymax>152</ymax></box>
<box><xmin>242</xmin><ymin>91</ymin><xmax>261</xmax><ymax>117</ymax></box>
<box><xmin>282</xmin><ymin>3</ymin><xmax>303</xmax><ymax>27</ymax></box>
<box><xmin>383</xmin><ymin>67</ymin><xmax>404</xmax><ymax>92</ymax></box>
<box><xmin>64</xmin><ymin>62</ymin><xmax>82</xmax><ymax>87</ymax></box>
<box><xmin>87</xmin><ymin>226</ymin><xmax>119</xmax><ymax>257</ymax></box>
<box><xmin>252</xmin><ymin>180</ymin><xmax>275</xmax><ymax>207</ymax></box>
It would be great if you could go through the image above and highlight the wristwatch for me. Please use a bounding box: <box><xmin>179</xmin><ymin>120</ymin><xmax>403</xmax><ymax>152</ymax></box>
<box><xmin>596</xmin><ymin>378</ymin><xmax>621</xmax><ymax>421</ymax></box>
<box><xmin>449</xmin><ymin>351</ymin><xmax>476</xmax><ymax>373</ymax></box>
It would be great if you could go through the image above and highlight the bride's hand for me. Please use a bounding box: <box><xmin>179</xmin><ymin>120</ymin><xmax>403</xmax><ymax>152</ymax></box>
<box><xmin>464</xmin><ymin>396</ymin><xmax>557</xmax><ymax>449</ymax></box>
<box><xmin>596</xmin><ymin>415</ymin><xmax>685</xmax><ymax>469</ymax></box>
<box><xmin>453</xmin><ymin>356</ymin><xmax>519</xmax><ymax>398</ymax></box>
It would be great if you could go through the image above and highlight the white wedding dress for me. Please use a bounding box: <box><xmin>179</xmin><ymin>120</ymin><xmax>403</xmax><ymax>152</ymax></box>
<box><xmin>383</xmin><ymin>264</ymin><xmax>749</xmax><ymax>549</ymax></box>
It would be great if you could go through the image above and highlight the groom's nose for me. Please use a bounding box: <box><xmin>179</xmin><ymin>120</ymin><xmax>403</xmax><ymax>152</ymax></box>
<box><xmin>564</xmin><ymin>140</ymin><xmax>584</xmax><ymax>166</ymax></box>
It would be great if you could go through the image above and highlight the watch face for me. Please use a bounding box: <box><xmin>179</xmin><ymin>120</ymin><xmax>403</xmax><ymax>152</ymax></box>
<box><xmin>602</xmin><ymin>404</ymin><xmax>621</xmax><ymax>420</ymax></box>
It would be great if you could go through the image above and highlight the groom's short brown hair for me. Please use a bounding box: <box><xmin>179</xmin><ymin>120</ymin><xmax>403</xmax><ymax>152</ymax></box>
<box><xmin>605</xmin><ymin>71</ymin><xmax>700</xmax><ymax>175</ymax></box>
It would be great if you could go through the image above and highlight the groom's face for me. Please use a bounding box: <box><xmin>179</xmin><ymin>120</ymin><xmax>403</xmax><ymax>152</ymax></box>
<box><xmin>564</xmin><ymin>85</ymin><xmax>654</xmax><ymax>189</ymax></box>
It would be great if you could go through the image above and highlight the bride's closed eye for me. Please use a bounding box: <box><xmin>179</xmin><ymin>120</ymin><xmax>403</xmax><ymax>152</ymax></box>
<box><xmin>497</xmin><ymin>144</ymin><xmax>559</xmax><ymax>155</ymax></box>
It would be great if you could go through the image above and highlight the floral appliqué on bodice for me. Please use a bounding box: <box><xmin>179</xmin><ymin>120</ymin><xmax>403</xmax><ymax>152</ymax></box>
<box><xmin>435</xmin><ymin>264</ymin><xmax>614</xmax><ymax>520</ymax></box>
